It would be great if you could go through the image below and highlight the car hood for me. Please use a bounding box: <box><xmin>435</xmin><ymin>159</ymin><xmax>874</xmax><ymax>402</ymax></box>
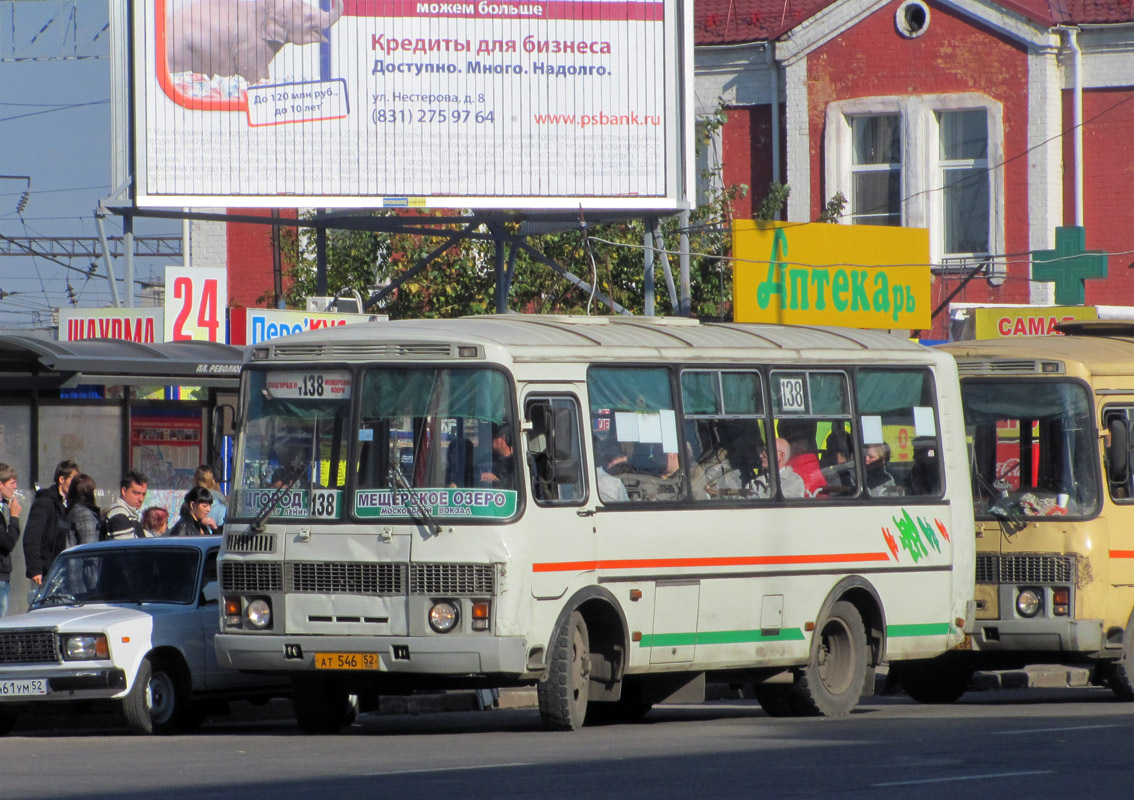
<box><xmin>0</xmin><ymin>604</ymin><xmax>165</xmax><ymax>631</ymax></box>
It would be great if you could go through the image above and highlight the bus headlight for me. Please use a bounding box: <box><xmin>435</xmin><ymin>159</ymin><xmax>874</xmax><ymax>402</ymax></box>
<box><xmin>1016</xmin><ymin>588</ymin><xmax>1043</xmax><ymax>618</ymax></box>
<box><xmin>246</xmin><ymin>599</ymin><xmax>272</xmax><ymax>629</ymax></box>
<box><xmin>429</xmin><ymin>601</ymin><xmax>459</xmax><ymax>633</ymax></box>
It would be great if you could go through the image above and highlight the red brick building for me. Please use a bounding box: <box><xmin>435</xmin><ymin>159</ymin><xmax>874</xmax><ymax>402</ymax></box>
<box><xmin>694</xmin><ymin>0</ymin><xmax>1134</xmax><ymax>337</ymax></box>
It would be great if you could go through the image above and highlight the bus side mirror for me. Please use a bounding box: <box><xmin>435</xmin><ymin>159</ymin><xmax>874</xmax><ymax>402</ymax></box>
<box><xmin>1107</xmin><ymin>418</ymin><xmax>1130</xmax><ymax>486</ymax></box>
<box><xmin>548</xmin><ymin>406</ymin><xmax>579</xmax><ymax>484</ymax></box>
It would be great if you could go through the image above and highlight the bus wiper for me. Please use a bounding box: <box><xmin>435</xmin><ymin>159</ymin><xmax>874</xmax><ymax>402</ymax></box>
<box><xmin>388</xmin><ymin>463</ymin><xmax>441</xmax><ymax>535</ymax></box>
<box><xmin>251</xmin><ymin>458</ymin><xmax>307</xmax><ymax>532</ymax></box>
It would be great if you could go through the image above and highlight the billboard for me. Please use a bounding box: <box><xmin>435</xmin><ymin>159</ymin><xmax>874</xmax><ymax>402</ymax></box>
<box><xmin>230</xmin><ymin>307</ymin><xmax>383</xmax><ymax>345</ymax></box>
<box><xmin>164</xmin><ymin>266</ymin><xmax>229</xmax><ymax>342</ymax></box>
<box><xmin>59</xmin><ymin>308</ymin><xmax>165</xmax><ymax>343</ymax></box>
<box><xmin>732</xmin><ymin>221</ymin><xmax>931</xmax><ymax>330</ymax></box>
<box><xmin>973</xmin><ymin>306</ymin><xmax>1097</xmax><ymax>339</ymax></box>
<box><xmin>132</xmin><ymin>0</ymin><xmax>693</xmax><ymax>210</ymax></box>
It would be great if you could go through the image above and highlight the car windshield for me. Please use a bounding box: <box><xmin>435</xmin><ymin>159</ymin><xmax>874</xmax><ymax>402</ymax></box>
<box><xmin>37</xmin><ymin>549</ymin><xmax>200</xmax><ymax>606</ymax></box>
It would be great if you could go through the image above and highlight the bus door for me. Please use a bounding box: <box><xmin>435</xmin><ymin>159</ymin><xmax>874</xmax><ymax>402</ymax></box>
<box><xmin>523</xmin><ymin>391</ymin><xmax>592</xmax><ymax>600</ymax></box>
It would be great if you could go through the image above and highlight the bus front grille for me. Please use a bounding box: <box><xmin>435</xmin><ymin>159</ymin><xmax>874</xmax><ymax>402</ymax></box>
<box><xmin>410</xmin><ymin>563</ymin><xmax>496</xmax><ymax>596</ymax></box>
<box><xmin>287</xmin><ymin>562</ymin><xmax>406</xmax><ymax>595</ymax></box>
<box><xmin>224</xmin><ymin>532</ymin><xmax>277</xmax><ymax>554</ymax></box>
<box><xmin>976</xmin><ymin>553</ymin><xmax>1075</xmax><ymax>584</ymax></box>
<box><xmin>221</xmin><ymin>561</ymin><xmax>284</xmax><ymax>592</ymax></box>
<box><xmin>0</xmin><ymin>630</ymin><xmax>58</xmax><ymax>664</ymax></box>
<box><xmin>220</xmin><ymin>560</ymin><xmax>496</xmax><ymax>596</ymax></box>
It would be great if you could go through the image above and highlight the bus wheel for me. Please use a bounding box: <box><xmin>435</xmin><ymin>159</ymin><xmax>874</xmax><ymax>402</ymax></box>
<box><xmin>790</xmin><ymin>601</ymin><xmax>868</xmax><ymax>717</ymax></box>
<box><xmin>891</xmin><ymin>659</ymin><xmax>972</xmax><ymax>704</ymax></box>
<box><xmin>291</xmin><ymin>674</ymin><xmax>352</xmax><ymax>734</ymax></box>
<box><xmin>538</xmin><ymin>611</ymin><xmax>590</xmax><ymax>730</ymax></box>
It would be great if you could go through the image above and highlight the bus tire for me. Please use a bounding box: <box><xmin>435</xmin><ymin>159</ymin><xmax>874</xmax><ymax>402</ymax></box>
<box><xmin>291</xmin><ymin>674</ymin><xmax>352</xmax><ymax>734</ymax></box>
<box><xmin>537</xmin><ymin>611</ymin><xmax>590</xmax><ymax>730</ymax></box>
<box><xmin>789</xmin><ymin>600</ymin><xmax>868</xmax><ymax>717</ymax></box>
<box><xmin>891</xmin><ymin>659</ymin><xmax>972</xmax><ymax>704</ymax></box>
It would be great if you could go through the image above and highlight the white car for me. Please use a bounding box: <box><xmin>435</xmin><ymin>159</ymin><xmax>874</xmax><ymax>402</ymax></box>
<box><xmin>0</xmin><ymin>537</ymin><xmax>286</xmax><ymax>735</ymax></box>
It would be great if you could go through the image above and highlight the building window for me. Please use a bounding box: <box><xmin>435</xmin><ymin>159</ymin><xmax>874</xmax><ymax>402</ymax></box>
<box><xmin>825</xmin><ymin>95</ymin><xmax>1003</xmax><ymax>276</ymax></box>
<box><xmin>850</xmin><ymin>115</ymin><xmax>902</xmax><ymax>226</ymax></box>
<box><xmin>939</xmin><ymin>110</ymin><xmax>990</xmax><ymax>257</ymax></box>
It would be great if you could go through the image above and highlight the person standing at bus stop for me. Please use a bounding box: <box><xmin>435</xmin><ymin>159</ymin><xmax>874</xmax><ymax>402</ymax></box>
<box><xmin>23</xmin><ymin>459</ymin><xmax>79</xmax><ymax>603</ymax></box>
<box><xmin>0</xmin><ymin>464</ymin><xmax>23</xmax><ymax>617</ymax></box>
<box><xmin>105</xmin><ymin>470</ymin><xmax>149</xmax><ymax>539</ymax></box>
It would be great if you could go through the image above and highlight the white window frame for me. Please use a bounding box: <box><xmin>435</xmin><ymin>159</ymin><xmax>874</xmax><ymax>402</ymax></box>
<box><xmin>825</xmin><ymin>94</ymin><xmax>1005</xmax><ymax>278</ymax></box>
<box><xmin>848</xmin><ymin>113</ymin><xmax>903</xmax><ymax>226</ymax></box>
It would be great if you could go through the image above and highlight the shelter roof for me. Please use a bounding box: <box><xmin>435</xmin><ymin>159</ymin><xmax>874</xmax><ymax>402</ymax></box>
<box><xmin>0</xmin><ymin>336</ymin><xmax>244</xmax><ymax>389</ymax></box>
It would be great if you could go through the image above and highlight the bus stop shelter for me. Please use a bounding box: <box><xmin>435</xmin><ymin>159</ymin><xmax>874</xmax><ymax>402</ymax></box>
<box><xmin>0</xmin><ymin>336</ymin><xmax>244</xmax><ymax>611</ymax></box>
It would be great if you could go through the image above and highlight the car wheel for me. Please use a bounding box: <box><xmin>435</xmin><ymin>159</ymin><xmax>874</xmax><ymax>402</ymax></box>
<box><xmin>123</xmin><ymin>657</ymin><xmax>190</xmax><ymax>735</ymax></box>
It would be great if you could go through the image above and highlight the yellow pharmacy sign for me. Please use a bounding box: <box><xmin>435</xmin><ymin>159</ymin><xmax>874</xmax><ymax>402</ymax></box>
<box><xmin>974</xmin><ymin>306</ymin><xmax>1097</xmax><ymax>339</ymax></box>
<box><xmin>733</xmin><ymin>221</ymin><xmax>931</xmax><ymax>329</ymax></box>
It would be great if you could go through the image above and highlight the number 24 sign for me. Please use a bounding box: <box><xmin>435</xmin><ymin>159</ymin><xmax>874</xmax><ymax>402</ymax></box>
<box><xmin>164</xmin><ymin>267</ymin><xmax>228</xmax><ymax>343</ymax></box>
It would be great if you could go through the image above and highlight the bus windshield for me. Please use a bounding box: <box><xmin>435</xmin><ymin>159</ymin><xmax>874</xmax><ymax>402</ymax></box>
<box><xmin>962</xmin><ymin>379</ymin><xmax>1099</xmax><ymax>519</ymax></box>
<box><xmin>232</xmin><ymin>369</ymin><xmax>353</xmax><ymax>520</ymax></box>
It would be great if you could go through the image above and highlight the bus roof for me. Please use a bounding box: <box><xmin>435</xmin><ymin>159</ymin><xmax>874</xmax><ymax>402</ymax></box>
<box><xmin>942</xmin><ymin>334</ymin><xmax>1134</xmax><ymax>377</ymax></box>
<box><xmin>252</xmin><ymin>315</ymin><xmax>942</xmax><ymax>364</ymax></box>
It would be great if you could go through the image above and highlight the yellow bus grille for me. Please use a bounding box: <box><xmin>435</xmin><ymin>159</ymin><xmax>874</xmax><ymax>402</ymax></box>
<box><xmin>976</xmin><ymin>553</ymin><xmax>1075</xmax><ymax>584</ymax></box>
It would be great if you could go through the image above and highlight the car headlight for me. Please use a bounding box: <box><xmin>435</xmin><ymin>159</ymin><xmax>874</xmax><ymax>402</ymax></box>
<box><xmin>1016</xmin><ymin>588</ymin><xmax>1043</xmax><ymax>618</ymax></box>
<box><xmin>61</xmin><ymin>633</ymin><xmax>110</xmax><ymax>661</ymax></box>
<box><xmin>246</xmin><ymin>598</ymin><xmax>272</xmax><ymax>630</ymax></box>
<box><xmin>429</xmin><ymin>601</ymin><xmax>459</xmax><ymax>633</ymax></box>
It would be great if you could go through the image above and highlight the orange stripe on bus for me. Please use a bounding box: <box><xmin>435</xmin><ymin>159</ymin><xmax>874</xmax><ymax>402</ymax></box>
<box><xmin>1111</xmin><ymin>551</ymin><xmax>1134</xmax><ymax>559</ymax></box>
<box><xmin>532</xmin><ymin>553</ymin><xmax>891</xmax><ymax>572</ymax></box>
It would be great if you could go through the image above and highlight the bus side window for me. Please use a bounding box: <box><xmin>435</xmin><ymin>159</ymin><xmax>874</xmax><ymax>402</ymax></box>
<box><xmin>525</xmin><ymin>397</ymin><xmax>585</xmax><ymax>505</ymax></box>
<box><xmin>855</xmin><ymin>368</ymin><xmax>942</xmax><ymax>498</ymax></box>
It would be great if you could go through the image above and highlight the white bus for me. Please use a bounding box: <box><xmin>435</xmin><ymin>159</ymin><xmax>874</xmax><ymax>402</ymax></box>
<box><xmin>215</xmin><ymin>316</ymin><xmax>974</xmax><ymax>731</ymax></box>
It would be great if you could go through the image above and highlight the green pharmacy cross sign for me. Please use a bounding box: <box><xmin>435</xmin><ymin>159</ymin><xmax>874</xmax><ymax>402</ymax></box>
<box><xmin>1032</xmin><ymin>226</ymin><xmax>1108</xmax><ymax>305</ymax></box>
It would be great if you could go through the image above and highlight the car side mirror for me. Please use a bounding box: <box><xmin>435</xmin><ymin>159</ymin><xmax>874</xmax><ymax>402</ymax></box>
<box><xmin>200</xmin><ymin>581</ymin><xmax>219</xmax><ymax>605</ymax></box>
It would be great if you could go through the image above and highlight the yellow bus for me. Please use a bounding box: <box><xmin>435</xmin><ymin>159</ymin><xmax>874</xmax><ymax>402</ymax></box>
<box><xmin>215</xmin><ymin>316</ymin><xmax>975</xmax><ymax>730</ymax></box>
<box><xmin>899</xmin><ymin>322</ymin><xmax>1134</xmax><ymax>701</ymax></box>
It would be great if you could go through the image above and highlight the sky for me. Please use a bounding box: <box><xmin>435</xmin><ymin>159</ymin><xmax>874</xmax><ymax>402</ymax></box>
<box><xmin>0</xmin><ymin>0</ymin><xmax>180</xmax><ymax>334</ymax></box>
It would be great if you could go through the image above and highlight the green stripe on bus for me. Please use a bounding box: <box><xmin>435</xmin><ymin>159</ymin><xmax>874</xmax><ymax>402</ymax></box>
<box><xmin>886</xmin><ymin>623</ymin><xmax>952</xmax><ymax>637</ymax></box>
<box><xmin>639</xmin><ymin>629</ymin><xmax>806</xmax><ymax>648</ymax></box>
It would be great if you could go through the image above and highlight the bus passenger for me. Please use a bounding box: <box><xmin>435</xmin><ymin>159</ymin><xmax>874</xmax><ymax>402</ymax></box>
<box><xmin>776</xmin><ymin>438</ymin><xmax>806</xmax><ymax>499</ymax></box>
<box><xmin>865</xmin><ymin>443</ymin><xmax>901</xmax><ymax>497</ymax></box>
<box><xmin>780</xmin><ymin>423</ymin><xmax>826</xmax><ymax>497</ymax></box>
<box><xmin>478</xmin><ymin>424</ymin><xmax>516</xmax><ymax>488</ymax></box>
<box><xmin>594</xmin><ymin>438</ymin><xmax>629</xmax><ymax>503</ymax></box>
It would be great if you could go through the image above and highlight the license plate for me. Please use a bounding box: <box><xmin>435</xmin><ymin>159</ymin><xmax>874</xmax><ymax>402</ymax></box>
<box><xmin>0</xmin><ymin>679</ymin><xmax>48</xmax><ymax>697</ymax></box>
<box><xmin>314</xmin><ymin>652</ymin><xmax>379</xmax><ymax>670</ymax></box>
